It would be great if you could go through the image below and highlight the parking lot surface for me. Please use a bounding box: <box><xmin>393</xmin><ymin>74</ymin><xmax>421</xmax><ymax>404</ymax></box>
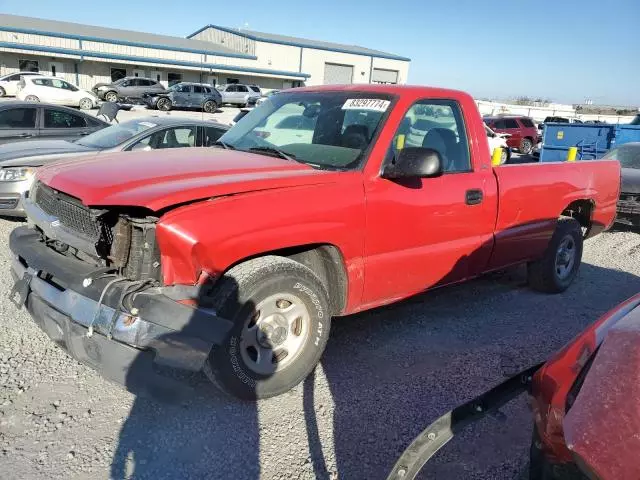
<box><xmin>0</xmin><ymin>211</ymin><xmax>638</xmax><ymax>479</ymax></box>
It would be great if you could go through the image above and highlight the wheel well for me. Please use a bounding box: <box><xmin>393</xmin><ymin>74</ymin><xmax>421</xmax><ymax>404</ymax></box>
<box><xmin>562</xmin><ymin>199</ymin><xmax>594</xmax><ymax>232</ymax></box>
<box><xmin>223</xmin><ymin>244</ymin><xmax>348</xmax><ymax>316</ymax></box>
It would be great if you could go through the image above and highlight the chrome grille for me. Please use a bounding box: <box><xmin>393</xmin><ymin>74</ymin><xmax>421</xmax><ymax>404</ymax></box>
<box><xmin>32</xmin><ymin>182</ymin><xmax>100</xmax><ymax>241</ymax></box>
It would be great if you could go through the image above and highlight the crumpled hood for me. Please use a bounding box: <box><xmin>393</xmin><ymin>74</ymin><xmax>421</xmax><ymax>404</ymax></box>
<box><xmin>0</xmin><ymin>139</ymin><xmax>96</xmax><ymax>164</ymax></box>
<box><xmin>36</xmin><ymin>147</ymin><xmax>337</xmax><ymax>211</ymax></box>
<box><xmin>563</xmin><ymin>304</ymin><xmax>640</xmax><ymax>480</ymax></box>
<box><xmin>621</xmin><ymin>168</ymin><xmax>640</xmax><ymax>194</ymax></box>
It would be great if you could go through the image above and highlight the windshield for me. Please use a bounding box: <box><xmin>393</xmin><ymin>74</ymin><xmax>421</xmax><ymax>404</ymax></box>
<box><xmin>74</xmin><ymin>120</ymin><xmax>157</xmax><ymax>149</ymax></box>
<box><xmin>603</xmin><ymin>144</ymin><xmax>640</xmax><ymax>169</ymax></box>
<box><xmin>219</xmin><ymin>91</ymin><xmax>393</xmax><ymax>169</ymax></box>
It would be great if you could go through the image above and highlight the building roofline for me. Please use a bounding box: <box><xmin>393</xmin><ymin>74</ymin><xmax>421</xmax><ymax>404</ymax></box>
<box><xmin>0</xmin><ymin>25</ymin><xmax>257</xmax><ymax>60</ymax></box>
<box><xmin>0</xmin><ymin>41</ymin><xmax>310</xmax><ymax>79</ymax></box>
<box><xmin>187</xmin><ymin>24</ymin><xmax>411</xmax><ymax>62</ymax></box>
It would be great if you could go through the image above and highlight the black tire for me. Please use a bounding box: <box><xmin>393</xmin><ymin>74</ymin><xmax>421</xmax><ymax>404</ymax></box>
<box><xmin>203</xmin><ymin>100</ymin><xmax>217</xmax><ymax>113</ymax></box>
<box><xmin>528</xmin><ymin>217</ymin><xmax>583</xmax><ymax>293</ymax></box>
<box><xmin>203</xmin><ymin>256</ymin><xmax>331</xmax><ymax>400</ymax></box>
<box><xmin>520</xmin><ymin>137</ymin><xmax>533</xmax><ymax>155</ymax></box>
<box><xmin>24</xmin><ymin>95</ymin><xmax>39</xmax><ymax>102</ymax></box>
<box><xmin>104</xmin><ymin>91</ymin><xmax>118</xmax><ymax>103</ymax></box>
<box><xmin>156</xmin><ymin>98</ymin><xmax>171</xmax><ymax>111</ymax></box>
<box><xmin>79</xmin><ymin>97</ymin><xmax>93</xmax><ymax>110</ymax></box>
<box><xmin>0</xmin><ymin>87</ymin><xmax>5</xmax><ymax>98</ymax></box>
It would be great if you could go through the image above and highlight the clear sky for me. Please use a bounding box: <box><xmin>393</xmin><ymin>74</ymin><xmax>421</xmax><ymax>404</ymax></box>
<box><xmin>1</xmin><ymin>0</ymin><xmax>638</xmax><ymax>106</ymax></box>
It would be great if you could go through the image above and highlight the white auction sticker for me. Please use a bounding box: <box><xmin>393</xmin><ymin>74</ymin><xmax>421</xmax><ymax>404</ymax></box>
<box><xmin>342</xmin><ymin>98</ymin><xmax>390</xmax><ymax>112</ymax></box>
<box><xmin>138</xmin><ymin>122</ymin><xmax>158</xmax><ymax>128</ymax></box>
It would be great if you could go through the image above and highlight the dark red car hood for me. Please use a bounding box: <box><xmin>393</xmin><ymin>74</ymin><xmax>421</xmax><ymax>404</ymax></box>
<box><xmin>36</xmin><ymin>147</ymin><xmax>334</xmax><ymax>211</ymax></box>
<box><xmin>563</xmin><ymin>303</ymin><xmax>640</xmax><ymax>480</ymax></box>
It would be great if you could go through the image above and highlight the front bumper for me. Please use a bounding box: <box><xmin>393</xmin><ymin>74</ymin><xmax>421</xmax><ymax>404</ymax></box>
<box><xmin>0</xmin><ymin>177</ymin><xmax>32</xmax><ymax>217</ymax></box>
<box><xmin>9</xmin><ymin>225</ymin><xmax>233</xmax><ymax>393</ymax></box>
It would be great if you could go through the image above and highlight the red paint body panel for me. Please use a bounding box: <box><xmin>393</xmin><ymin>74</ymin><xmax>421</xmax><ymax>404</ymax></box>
<box><xmin>563</xmin><ymin>308</ymin><xmax>640</xmax><ymax>480</ymax></box>
<box><xmin>489</xmin><ymin>160</ymin><xmax>620</xmax><ymax>268</ymax></box>
<box><xmin>33</xmin><ymin>84</ymin><xmax>621</xmax><ymax>315</ymax></box>
<box><xmin>530</xmin><ymin>294</ymin><xmax>640</xmax><ymax>467</ymax></box>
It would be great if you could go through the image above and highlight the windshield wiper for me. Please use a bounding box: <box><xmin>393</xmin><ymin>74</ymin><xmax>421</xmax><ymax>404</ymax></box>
<box><xmin>248</xmin><ymin>146</ymin><xmax>298</xmax><ymax>162</ymax></box>
<box><xmin>214</xmin><ymin>140</ymin><xmax>235</xmax><ymax>150</ymax></box>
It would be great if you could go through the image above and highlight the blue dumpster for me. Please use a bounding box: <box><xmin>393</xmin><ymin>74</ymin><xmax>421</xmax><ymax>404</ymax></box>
<box><xmin>540</xmin><ymin>123</ymin><xmax>640</xmax><ymax>162</ymax></box>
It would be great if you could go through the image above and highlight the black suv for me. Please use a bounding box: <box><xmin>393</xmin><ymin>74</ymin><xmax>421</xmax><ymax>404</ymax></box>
<box><xmin>93</xmin><ymin>77</ymin><xmax>165</xmax><ymax>103</ymax></box>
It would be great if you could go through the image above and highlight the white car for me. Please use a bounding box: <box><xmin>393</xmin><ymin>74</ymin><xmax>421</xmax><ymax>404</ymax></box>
<box><xmin>0</xmin><ymin>71</ymin><xmax>41</xmax><ymax>97</ymax></box>
<box><xmin>16</xmin><ymin>76</ymin><xmax>98</xmax><ymax>110</ymax></box>
<box><xmin>485</xmin><ymin>124</ymin><xmax>511</xmax><ymax>164</ymax></box>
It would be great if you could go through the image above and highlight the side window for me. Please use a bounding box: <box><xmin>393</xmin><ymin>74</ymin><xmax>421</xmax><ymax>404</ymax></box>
<box><xmin>175</xmin><ymin>84</ymin><xmax>190</xmax><ymax>93</ymax></box>
<box><xmin>44</xmin><ymin>109</ymin><xmax>87</xmax><ymax>128</ymax></box>
<box><xmin>0</xmin><ymin>108</ymin><xmax>37</xmax><ymax>128</ymax></box>
<box><xmin>520</xmin><ymin>118</ymin><xmax>535</xmax><ymax>128</ymax></box>
<box><xmin>226</xmin><ymin>85</ymin><xmax>236</xmax><ymax>92</ymax></box>
<box><xmin>60</xmin><ymin>81</ymin><xmax>77</xmax><ymax>91</ymax></box>
<box><xmin>130</xmin><ymin>79</ymin><xmax>142</xmax><ymax>86</ymax></box>
<box><xmin>237</xmin><ymin>85</ymin><xmax>249</xmax><ymax>93</ymax></box>
<box><xmin>505</xmin><ymin>119</ymin><xmax>519</xmax><ymax>129</ymax></box>
<box><xmin>202</xmin><ymin>126</ymin><xmax>225</xmax><ymax>146</ymax></box>
<box><xmin>493</xmin><ymin>119</ymin><xmax>507</xmax><ymax>129</ymax></box>
<box><xmin>51</xmin><ymin>79</ymin><xmax>65</xmax><ymax>89</ymax></box>
<box><xmin>132</xmin><ymin>127</ymin><xmax>197</xmax><ymax>150</ymax></box>
<box><xmin>193</xmin><ymin>85</ymin><xmax>204</xmax><ymax>94</ymax></box>
<box><xmin>203</xmin><ymin>87</ymin><xmax>211</xmax><ymax>94</ymax></box>
<box><xmin>387</xmin><ymin>99</ymin><xmax>471</xmax><ymax>173</ymax></box>
<box><xmin>86</xmin><ymin>116</ymin><xmax>105</xmax><ymax>127</ymax></box>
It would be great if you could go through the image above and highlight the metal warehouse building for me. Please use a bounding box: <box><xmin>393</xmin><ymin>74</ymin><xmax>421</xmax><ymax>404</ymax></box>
<box><xmin>0</xmin><ymin>14</ymin><xmax>410</xmax><ymax>91</ymax></box>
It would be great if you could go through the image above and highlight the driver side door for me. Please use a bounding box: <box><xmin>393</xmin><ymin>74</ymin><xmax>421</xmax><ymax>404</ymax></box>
<box><xmin>361</xmin><ymin>99</ymin><xmax>498</xmax><ymax>306</ymax></box>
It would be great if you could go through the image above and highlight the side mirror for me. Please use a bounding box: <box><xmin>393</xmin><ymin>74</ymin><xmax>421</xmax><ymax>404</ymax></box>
<box><xmin>130</xmin><ymin>143</ymin><xmax>152</xmax><ymax>152</ymax></box>
<box><xmin>381</xmin><ymin>147</ymin><xmax>444</xmax><ymax>179</ymax></box>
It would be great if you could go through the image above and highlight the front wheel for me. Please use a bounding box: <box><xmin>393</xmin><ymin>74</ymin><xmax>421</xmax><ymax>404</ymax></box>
<box><xmin>520</xmin><ymin>138</ymin><xmax>533</xmax><ymax>155</ymax></box>
<box><xmin>204</xmin><ymin>256</ymin><xmax>331</xmax><ymax>400</ymax></box>
<box><xmin>79</xmin><ymin>97</ymin><xmax>93</xmax><ymax>110</ymax></box>
<box><xmin>0</xmin><ymin>87</ymin><xmax>5</xmax><ymax>97</ymax></box>
<box><xmin>528</xmin><ymin>218</ymin><xmax>583</xmax><ymax>293</ymax></box>
<box><xmin>104</xmin><ymin>91</ymin><xmax>118</xmax><ymax>103</ymax></box>
<box><xmin>25</xmin><ymin>95</ymin><xmax>39</xmax><ymax>102</ymax></box>
<box><xmin>156</xmin><ymin>98</ymin><xmax>171</xmax><ymax>111</ymax></box>
<box><xmin>203</xmin><ymin>100</ymin><xmax>217</xmax><ymax>113</ymax></box>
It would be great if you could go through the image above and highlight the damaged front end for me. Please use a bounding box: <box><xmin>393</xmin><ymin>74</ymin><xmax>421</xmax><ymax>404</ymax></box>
<box><xmin>9</xmin><ymin>181</ymin><xmax>232</xmax><ymax>394</ymax></box>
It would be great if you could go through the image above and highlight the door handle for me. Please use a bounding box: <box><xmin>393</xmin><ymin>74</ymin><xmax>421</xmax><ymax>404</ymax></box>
<box><xmin>79</xmin><ymin>131</ymin><xmax>91</xmax><ymax>135</ymax></box>
<box><xmin>16</xmin><ymin>133</ymin><xmax>34</xmax><ymax>138</ymax></box>
<box><xmin>465</xmin><ymin>189</ymin><xmax>483</xmax><ymax>205</ymax></box>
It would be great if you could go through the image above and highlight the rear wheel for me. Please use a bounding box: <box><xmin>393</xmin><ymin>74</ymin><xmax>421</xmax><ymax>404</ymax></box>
<box><xmin>25</xmin><ymin>95</ymin><xmax>39</xmax><ymax>102</ymax></box>
<box><xmin>203</xmin><ymin>256</ymin><xmax>331</xmax><ymax>400</ymax></box>
<box><xmin>203</xmin><ymin>100</ymin><xmax>217</xmax><ymax>113</ymax></box>
<box><xmin>0</xmin><ymin>87</ymin><xmax>5</xmax><ymax>97</ymax></box>
<box><xmin>520</xmin><ymin>138</ymin><xmax>533</xmax><ymax>155</ymax></box>
<box><xmin>528</xmin><ymin>217</ymin><xmax>583</xmax><ymax>293</ymax></box>
<box><xmin>104</xmin><ymin>91</ymin><xmax>118</xmax><ymax>103</ymax></box>
<box><xmin>156</xmin><ymin>98</ymin><xmax>172</xmax><ymax>111</ymax></box>
<box><xmin>79</xmin><ymin>97</ymin><xmax>93</xmax><ymax>110</ymax></box>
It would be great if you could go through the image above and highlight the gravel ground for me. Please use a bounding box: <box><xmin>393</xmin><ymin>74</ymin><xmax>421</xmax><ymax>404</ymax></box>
<box><xmin>1</xmin><ymin>219</ymin><xmax>639</xmax><ymax>480</ymax></box>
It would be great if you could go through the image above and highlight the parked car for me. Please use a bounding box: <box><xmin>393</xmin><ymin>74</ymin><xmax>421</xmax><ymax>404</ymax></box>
<box><xmin>543</xmin><ymin>116</ymin><xmax>582</xmax><ymax>124</ymax></box>
<box><xmin>16</xmin><ymin>76</ymin><xmax>98</xmax><ymax>110</ymax></box>
<box><xmin>216</xmin><ymin>83</ymin><xmax>261</xmax><ymax>107</ymax></box>
<box><xmin>143</xmin><ymin>82</ymin><xmax>222</xmax><ymax>113</ymax></box>
<box><xmin>484</xmin><ymin>115</ymin><xmax>540</xmax><ymax>155</ymax></box>
<box><xmin>248</xmin><ymin>89</ymin><xmax>281</xmax><ymax>107</ymax></box>
<box><xmin>0</xmin><ymin>71</ymin><xmax>41</xmax><ymax>97</ymax></box>
<box><xmin>92</xmin><ymin>77</ymin><xmax>164</xmax><ymax>103</ymax></box>
<box><xmin>603</xmin><ymin>142</ymin><xmax>640</xmax><ymax>226</ymax></box>
<box><xmin>485</xmin><ymin>123</ymin><xmax>511</xmax><ymax>164</ymax></box>
<box><xmin>0</xmin><ymin>117</ymin><xmax>228</xmax><ymax>217</ymax></box>
<box><xmin>387</xmin><ymin>293</ymin><xmax>640</xmax><ymax>480</ymax></box>
<box><xmin>8</xmin><ymin>85</ymin><xmax>619</xmax><ymax>401</ymax></box>
<box><xmin>229</xmin><ymin>107</ymin><xmax>253</xmax><ymax>126</ymax></box>
<box><xmin>0</xmin><ymin>101</ymin><xmax>107</xmax><ymax>145</ymax></box>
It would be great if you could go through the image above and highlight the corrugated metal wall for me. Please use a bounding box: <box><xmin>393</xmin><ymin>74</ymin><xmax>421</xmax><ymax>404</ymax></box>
<box><xmin>190</xmin><ymin>28</ymin><xmax>255</xmax><ymax>56</ymax></box>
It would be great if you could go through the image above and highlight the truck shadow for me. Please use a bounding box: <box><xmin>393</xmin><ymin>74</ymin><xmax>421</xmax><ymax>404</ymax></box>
<box><xmin>109</xmin><ymin>245</ymin><xmax>640</xmax><ymax>479</ymax></box>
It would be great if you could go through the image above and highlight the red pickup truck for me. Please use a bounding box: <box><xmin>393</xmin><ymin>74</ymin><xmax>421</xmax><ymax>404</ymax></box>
<box><xmin>9</xmin><ymin>85</ymin><xmax>620</xmax><ymax>400</ymax></box>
